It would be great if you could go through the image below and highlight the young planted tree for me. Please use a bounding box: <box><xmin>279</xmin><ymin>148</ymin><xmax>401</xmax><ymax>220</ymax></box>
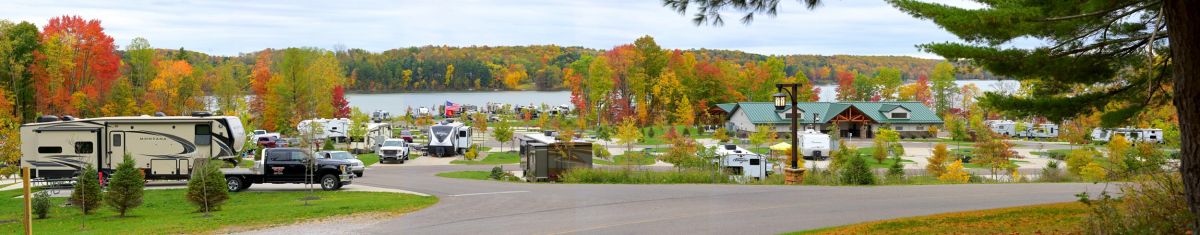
<box><xmin>492</xmin><ymin>121</ymin><xmax>514</xmax><ymax>152</ymax></box>
<box><xmin>186</xmin><ymin>160</ymin><xmax>229</xmax><ymax>213</ymax></box>
<box><xmin>749</xmin><ymin>125</ymin><xmax>776</xmax><ymax>152</ymax></box>
<box><xmin>615</xmin><ymin>119</ymin><xmax>642</xmax><ymax>152</ymax></box>
<box><xmin>69</xmin><ymin>164</ymin><xmax>103</xmax><ymax>215</ymax></box>
<box><xmin>106</xmin><ymin>154</ymin><xmax>145</xmax><ymax>217</ymax></box>
<box><xmin>873</xmin><ymin>128</ymin><xmax>900</xmax><ymax>163</ymax></box>
<box><xmin>1107</xmin><ymin>133</ymin><xmax>1132</xmax><ymax>174</ymax></box>
<box><xmin>712</xmin><ymin>127</ymin><xmax>730</xmax><ymax>143</ymax></box>
<box><xmin>840</xmin><ymin>151</ymin><xmax>876</xmax><ymax>185</ymax></box>
<box><xmin>927</xmin><ymin>143</ymin><xmax>950</xmax><ymax>177</ymax></box>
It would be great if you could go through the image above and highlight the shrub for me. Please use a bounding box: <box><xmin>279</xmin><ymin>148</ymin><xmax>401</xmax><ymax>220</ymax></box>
<box><xmin>322</xmin><ymin>139</ymin><xmax>336</xmax><ymax>150</ymax></box>
<box><xmin>1066</xmin><ymin>148</ymin><xmax>1097</xmax><ymax>176</ymax></box>
<box><xmin>489</xmin><ymin>166</ymin><xmax>505</xmax><ymax>180</ymax></box>
<box><xmin>464</xmin><ymin>144</ymin><xmax>478</xmax><ymax>160</ymax></box>
<box><xmin>886</xmin><ymin>155</ymin><xmax>905</xmax><ymax>181</ymax></box>
<box><xmin>1039</xmin><ymin>160</ymin><xmax>1067</xmax><ymax>182</ymax></box>
<box><xmin>32</xmin><ymin>190</ymin><xmax>51</xmax><ymax>219</ymax></box>
<box><xmin>1081</xmin><ymin>173</ymin><xmax>1194</xmax><ymax>234</ymax></box>
<box><xmin>840</xmin><ymin>153</ymin><xmax>875</xmax><ymax>185</ymax></box>
<box><xmin>69</xmin><ymin>164</ymin><xmax>103</xmax><ymax>215</ymax></box>
<box><xmin>1080</xmin><ymin>162</ymin><xmax>1108</xmax><ymax>182</ymax></box>
<box><xmin>926</xmin><ymin>143</ymin><xmax>949</xmax><ymax>177</ymax></box>
<box><xmin>592</xmin><ymin>144</ymin><xmax>611</xmax><ymax>159</ymax></box>
<box><xmin>186</xmin><ymin>160</ymin><xmax>230</xmax><ymax>212</ymax></box>
<box><xmin>106</xmin><ymin>154</ymin><xmax>145</xmax><ymax>216</ymax></box>
<box><xmin>938</xmin><ymin>160</ymin><xmax>970</xmax><ymax>183</ymax></box>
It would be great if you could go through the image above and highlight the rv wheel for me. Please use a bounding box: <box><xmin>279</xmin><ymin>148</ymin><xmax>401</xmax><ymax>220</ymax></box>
<box><xmin>226</xmin><ymin>177</ymin><xmax>245</xmax><ymax>192</ymax></box>
<box><xmin>320</xmin><ymin>174</ymin><xmax>342</xmax><ymax>190</ymax></box>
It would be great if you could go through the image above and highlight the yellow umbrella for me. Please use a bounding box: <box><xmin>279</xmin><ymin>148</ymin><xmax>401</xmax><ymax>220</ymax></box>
<box><xmin>769</xmin><ymin>142</ymin><xmax>792</xmax><ymax>151</ymax></box>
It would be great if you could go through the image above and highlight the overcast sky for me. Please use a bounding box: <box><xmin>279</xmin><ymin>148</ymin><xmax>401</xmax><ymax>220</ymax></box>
<box><xmin>3</xmin><ymin>0</ymin><xmax>998</xmax><ymax>59</ymax></box>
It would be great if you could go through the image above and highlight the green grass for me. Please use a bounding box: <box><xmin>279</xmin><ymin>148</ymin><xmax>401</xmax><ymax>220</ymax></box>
<box><xmin>560</xmin><ymin>168</ymin><xmax>739</xmax><ymax>184</ymax></box>
<box><xmin>594</xmin><ymin>152</ymin><xmax>656</xmax><ymax>166</ymax></box>
<box><xmin>435</xmin><ymin>171</ymin><xmax>492</xmax><ymax>180</ymax></box>
<box><xmin>963</xmin><ymin>160</ymin><xmax>1029</xmax><ymax>169</ymax></box>
<box><xmin>787</xmin><ymin>202</ymin><xmax>1087</xmax><ymax>235</ymax></box>
<box><xmin>450</xmin><ymin>152</ymin><xmax>520</xmax><ymax>165</ymax></box>
<box><xmin>357</xmin><ymin>153</ymin><xmax>380</xmax><ymax>166</ymax></box>
<box><xmin>0</xmin><ymin>188</ymin><xmax>437</xmax><ymax>235</ymax></box>
<box><xmin>1030</xmin><ymin>149</ymin><xmax>1071</xmax><ymax>159</ymax></box>
<box><xmin>904</xmin><ymin>138</ymin><xmax>976</xmax><ymax>146</ymax></box>
<box><xmin>847</xmin><ymin>148</ymin><xmax>915</xmax><ymax>168</ymax></box>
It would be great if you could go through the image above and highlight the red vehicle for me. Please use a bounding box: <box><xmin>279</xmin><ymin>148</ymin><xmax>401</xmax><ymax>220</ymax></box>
<box><xmin>256</xmin><ymin>136</ymin><xmax>279</xmax><ymax>148</ymax></box>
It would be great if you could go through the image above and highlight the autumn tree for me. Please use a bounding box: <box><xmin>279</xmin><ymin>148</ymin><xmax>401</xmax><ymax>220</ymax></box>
<box><xmin>32</xmin><ymin>15</ymin><xmax>121</xmax><ymax>116</ymax></box>
<box><xmin>875</xmin><ymin>67</ymin><xmax>903</xmax><ymax>101</ymax></box>
<box><xmin>615</xmin><ymin>119</ymin><xmax>642</xmax><ymax>152</ymax></box>
<box><xmin>492</xmin><ymin>121</ymin><xmax>514</xmax><ymax>151</ymax></box>
<box><xmin>249</xmin><ymin>49</ymin><xmax>273</xmax><ymax>124</ymax></box>
<box><xmin>0</xmin><ymin>21</ymin><xmax>39</xmax><ymax>122</ymax></box>
<box><xmin>331</xmin><ymin>85</ymin><xmax>350</xmax><ymax>118</ymax></box>
<box><xmin>929</xmin><ymin>62</ymin><xmax>956</xmax><ymax>115</ymax></box>
<box><xmin>927</xmin><ymin>143</ymin><xmax>950</xmax><ymax>177</ymax></box>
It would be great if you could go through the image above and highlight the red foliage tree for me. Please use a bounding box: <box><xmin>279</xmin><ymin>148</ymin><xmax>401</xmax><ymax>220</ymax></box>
<box><xmin>31</xmin><ymin>15</ymin><xmax>120</xmax><ymax>115</ymax></box>
<box><xmin>914</xmin><ymin>75</ymin><xmax>933</xmax><ymax>106</ymax></box>
<box><xmin>835</xmin><ymin>70</ymin><xmax>856</xmax><ymax>101</ymax></box>
<box><xmin>331</xmin><ymin>85</ymin><xmax>350</xmax><ymax>118</ymax></box>
<box><xmin>249</xmin><ymin>50</ymin><xmax>273</xmax><ymax>114</ymax></box>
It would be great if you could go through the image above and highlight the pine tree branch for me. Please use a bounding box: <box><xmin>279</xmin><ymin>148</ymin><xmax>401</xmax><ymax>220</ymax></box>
<box><xmin>1053</xmin><ymin>34</ymin><xmax>1166</xmax><ymax>57</ymax></box>
<box><xmin>1037</xmin><ymin>1</ymin><xmax>1155</xmax><ymax>22</ymax></box>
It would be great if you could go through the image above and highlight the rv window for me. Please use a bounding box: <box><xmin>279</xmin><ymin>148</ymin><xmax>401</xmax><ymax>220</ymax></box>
<box><xmin>75</xmin><ymin>142</ymin><xmax>94</xmax><ymax>154</ymax></box>
<box><xmin>750</xmin><ymin>159</ymin><xmax>761</xmax><ymax>165</ymax></box>
<box><xmin>195</xmin><ymin>124</ymin><xmax>212</xmax><ymax>145</ymax></box>
<box><xmin>37</xmin><ymin>146</ymin><xmax>62</xmax><ymax>154</ymax></box>
<box><xmin>112</xmin><ymin>134</ymin><xmax>122</xmax><ymax>147</ymax></box>
<box><xmin>459</xmin><ymin>131</ymin><xmax>467</xmax><ymax>137</ymax></box>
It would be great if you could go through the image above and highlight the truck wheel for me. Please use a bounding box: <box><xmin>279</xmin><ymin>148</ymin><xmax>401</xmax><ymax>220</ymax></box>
<box><xmin>226</xmin><ymin>177</ymin><xmax>245</xmax><ymax>192</ymax></box>
<box><xmin>320</xmin><ymin>174</ymin><xmax>342</xmax><ymax>190</ymax></box>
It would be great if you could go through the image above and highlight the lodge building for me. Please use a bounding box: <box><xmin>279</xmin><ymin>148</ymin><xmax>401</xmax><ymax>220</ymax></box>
<box><xmin>715</xmin><ymin>102</ymin><xmax>944</xmax><ymax>139</ymax></box>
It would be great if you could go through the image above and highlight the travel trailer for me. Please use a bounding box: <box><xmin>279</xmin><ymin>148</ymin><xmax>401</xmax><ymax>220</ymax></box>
<box><xmin>350</xmin><ymin>122</ymin><xmax>392</xmax><ymax>154</ymax></box>
<box><xmin>1023</xmin><ymin>123</ymin><xmax>1060</xmax><ymax>138</ymax></box>
<box><xmin>427</xmin><ymin>119</ymin><xmax>472</xmax><ymax>157</ymax></box>
<box><xmin>21</xmin><ymin>113</ymin><xmax>245</xmax><ymax>180</ymax></box>
<box><xmin>986</xmin><ymin>120</ymin><xmax>1059</xmax><ymax>138</ymax></box>
<box><xmin>518</xmin><ymin>132</ymin><xmax>593</xmax><ymax>182</ymax></box>
<box><xmin>370</xmin><ymin>110</ymin><xmax>390</xmax><ymax>123</ymax></box>
<box><xmin>1091</xmin><ymin>128</ymin><xmax>1165</xmax><ymax>143</ymax></box>
<box><xmin>797</xmin><ymin>129</ymin><xmax>832</xmax><ymax>160</ymax></box>
<box><xmin>297</xmin><ymin>118</ymin><xmax>352</xmax><ymax>142</ymax></box>
<box><xmin>710</xmin><ymin>144</ymin><xmax>772</xmax><ymax>179</ymax></box>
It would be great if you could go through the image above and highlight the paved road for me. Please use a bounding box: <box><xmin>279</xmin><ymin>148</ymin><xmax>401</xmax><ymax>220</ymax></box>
<box><xmin>240</xmin><ymin>164</ymin><xmax>1108</xmax><ymax>235</ymax></box>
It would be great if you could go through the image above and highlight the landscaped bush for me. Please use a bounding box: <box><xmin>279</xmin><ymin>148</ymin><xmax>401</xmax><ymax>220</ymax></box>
<box><xmin>106</xmin><ymin>154</ymin><xmax>145</xmax><ymax>216</ymax></box>
<box><xmin>32</xmin><ymin>189</ymin><xmax>51</xmax><ymax>219</ymax></box>
<box><xmin>69</xmin><ymin>164</ymin><xmax>103</xmax><ymax>215</ymax></box>
<box><xmin>938</xmin><ymin>160</ymin><xmax>970</xmax><ymax>183</ymax></box>
<box><xmin>187</xmin><ymin>160</ymin><xmax>229</xmax><ymax>212</ymax></box>
<box><xmin>1038</xmin><ymin>160</ymin><xmax>1069</xmax><ymax>182</ymax></box>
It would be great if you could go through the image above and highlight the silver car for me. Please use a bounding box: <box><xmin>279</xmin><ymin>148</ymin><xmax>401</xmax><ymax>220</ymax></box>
<box><xmin>317</xmin><ymin>150</ymin><xmax>365</xmax><ymax>177</ymax></box>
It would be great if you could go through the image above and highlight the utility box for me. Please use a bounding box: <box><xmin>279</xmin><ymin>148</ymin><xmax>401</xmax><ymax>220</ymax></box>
<box><xmin>518</xmin><ymin>132</ymin><xmax>592</xmax><ymax>182</ymax></box>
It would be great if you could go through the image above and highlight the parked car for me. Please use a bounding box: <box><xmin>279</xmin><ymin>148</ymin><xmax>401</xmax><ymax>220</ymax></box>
<box><xmin>221</xmin><ymin>148</ymin><xmax>354</xmax><ymax>192</ymax></box>
<box><xmin>377</xmin><ymin>139</ymin><xmax>411</xmax><ymax>164</ymax></box>
<box><xmin>399</xmin><ymin>130</ymin><xmax>415</xmax><ymax>143</ymax></box>
<box><xmin>257</xmin><ymin>136</ymin><xmax>279</xmax><ymax>148</ymax></box>
<box><xmin>317</xmin><ymin>150</ymin><xmax>365</xmax><ymax>177</ymax></box>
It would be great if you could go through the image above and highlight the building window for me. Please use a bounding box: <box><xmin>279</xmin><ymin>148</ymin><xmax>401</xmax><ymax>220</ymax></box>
<box><xmin>895</xmin><ymin>126</ymin><xmax>904</xmax><ymax>131</ymax></box>
<box><xmin>891</xmin><ymin>112</ymin><xmax>908</xmax><ymax>119</ymax></box>
<box><xmin>75</xmin><ymin>142</ymin><xmax>93</xmax><ymax>154</ymax></box>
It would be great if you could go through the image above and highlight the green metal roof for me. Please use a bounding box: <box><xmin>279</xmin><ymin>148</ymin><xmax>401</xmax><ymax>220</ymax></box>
<box><xmin>715</xmin><ymin>103</ymin><xmax>737</xmax><ymax>113</ymax></box>
<box><xmin>724</xmin><ymin>101</ymin><xmax>942</xmax><ymax>125</ymax></box>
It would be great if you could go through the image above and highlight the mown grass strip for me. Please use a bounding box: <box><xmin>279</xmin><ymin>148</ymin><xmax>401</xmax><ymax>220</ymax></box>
<box><xmin>786</xmin><ymin>202</ymin><xmax>1087</xmax><ymax>235</ymax></box>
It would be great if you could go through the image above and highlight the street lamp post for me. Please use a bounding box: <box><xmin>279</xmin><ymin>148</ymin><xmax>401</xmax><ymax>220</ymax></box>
<box><xmin>773</xmin><ymin>83</ymin><xmax>805</xmax><ymax>185</ymax></box>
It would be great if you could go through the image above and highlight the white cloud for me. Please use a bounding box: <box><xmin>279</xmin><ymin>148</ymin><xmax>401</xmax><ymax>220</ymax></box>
<box><xmin>2</xmin><ymin>0</ymin><xmax>988</xmax><ymax>58</ymax></box>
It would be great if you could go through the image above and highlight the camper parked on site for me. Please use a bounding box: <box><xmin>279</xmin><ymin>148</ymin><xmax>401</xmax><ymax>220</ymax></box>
<box><xmin>1091</xmin><ymin>128</ymin><xmax>1164</xmax><ymax>143</ymax></box>
<box><xmin>797</xmin><ymin>129</ymin><xmax>832</xmax><ymax>160</ymax></box>
<box><xmin>428</xmin><ymin>119</ymin><xmax>472</xmax><ymax>157</ymax></box>
<box><xmin>21</xmin><ymin>113</ymin><xmax>246</xmax><ymax>180</ymax></box>
<box><xmin>710</xmin><ymin>144</ymin><xmax>772</xmax><ymax>179</ymax></box>
<box><xmin>297</xmin><ymin>118</ymin><xmax>352</xmax><ymax>142</ymax></box>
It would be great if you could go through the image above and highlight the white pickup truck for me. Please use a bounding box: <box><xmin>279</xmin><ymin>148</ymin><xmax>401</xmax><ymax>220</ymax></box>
<box><xmin>376</xmin><ymin>138</ymin><xmax>411</xmax><ymax>164</ymax></box>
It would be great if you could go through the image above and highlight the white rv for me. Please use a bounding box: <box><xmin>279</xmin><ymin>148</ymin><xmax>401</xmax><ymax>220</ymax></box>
<box><xmin>987</xmin><ymin>120</ymin><xmax>1059</xmax><ymax>138</ymax></box>
<box><xmin>363</xmin><ymin>122</ymin><xmax>392</xmax><ymax>153</ymax></box>
<box><xmin>427</xmin><ymin>119</ymin><xmax>472</xmax><ymax>157</ymax></box>
<box><xmin>297</xmin><ymin>118</ymin><xmax>352</xmax><ymax>142</ymax></box>
<box><xmin>797</xmin><ymin>129</ymin><xmax>832</xmax><ymax>160</ymax></box>
<box><xmin>710</xmin><ymin>144</ymin><xmax>772</xmax><ymax>179</ymax></box>
<box><xmin>1023</xmin><ymin>123</ymin><xmax>1059</xmax><ymax>138</ymax></box>
<box><xmin>987</xmin><ymin>120</ymin><xmax>1018</xmax><ymax>136</ymax></box>
<box><xmin>21</xmin><ymin>113</ymin><xmax>245</xmax><ymax>180</ymax></box>
<box><xmin>1091</xmin><ymin>128</ymin><xmax>1164</xmax><ymax>143</ymax></box>
<box><xmin>370</xmin><ymin>110</ymin><xmax>390</xmax><ymax>123</ymax></box>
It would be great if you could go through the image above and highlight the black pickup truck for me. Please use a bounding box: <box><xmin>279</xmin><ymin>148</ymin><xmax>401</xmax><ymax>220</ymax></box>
<box><xmin>221</xmin><ymin>148</ymin><xmax>355</xmax><ymax>192</ymax></box>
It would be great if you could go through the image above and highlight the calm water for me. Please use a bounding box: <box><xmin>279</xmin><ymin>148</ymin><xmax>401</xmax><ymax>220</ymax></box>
<box><xmin>346</xmin><ymin>91</ymin><xmax>573</xmax><ymax>114</ymax></box>
<box><xmin>341</xmin><ymin>80</ymin><xmax>1019</xmax><ymax>113</ymax></box>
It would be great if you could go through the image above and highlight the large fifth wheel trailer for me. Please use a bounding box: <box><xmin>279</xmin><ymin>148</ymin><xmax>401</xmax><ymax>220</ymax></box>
<box><xmin>20</xmin><ymin>113</ymin><xmax>245</xmax><ymax>180</ymax></box>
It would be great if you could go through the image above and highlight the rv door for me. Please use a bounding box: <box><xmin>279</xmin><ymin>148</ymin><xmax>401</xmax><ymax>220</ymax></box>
<box><xmin>108</xmin><ymin>132</ymin><xmax>127</xmax><ymax>167</ymax></box>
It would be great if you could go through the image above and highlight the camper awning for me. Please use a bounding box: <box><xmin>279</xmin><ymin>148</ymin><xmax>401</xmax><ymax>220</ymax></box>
<box><xmin>769</xmin><ymin>142</ymin><xmax>791</xmax><ymax>151</ymax></box>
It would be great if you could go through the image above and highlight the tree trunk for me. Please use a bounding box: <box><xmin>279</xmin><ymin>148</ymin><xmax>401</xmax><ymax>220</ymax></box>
<box><xmin>1165</xmin><ymin>0</ymin><xmax>1200</xmax><ymax>230</ymax></box>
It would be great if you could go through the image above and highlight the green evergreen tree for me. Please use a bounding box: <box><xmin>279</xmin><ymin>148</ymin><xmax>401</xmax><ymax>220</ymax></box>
<box><xmin>32</xmin><ymin>190</ymin><xmax>51</xmax><ymax>219</ymax></box>
<box><xmin>887</xmin><ymin>155</ymin><xmax>906</xmax><ymax>181</ymax></box>
<box><xmin>186</xmin><ymin>160</ymin><xmax>230</xmax><ymax>212</ymax></box>
<box><xmin>69</xmin><ymin>164</ymin><xmax>103</xmax><ymax>215</ymax></box>
<box><xmin>840</xmin><ymin>152</ymin><xmax>876</xmax><ymax>185</ymax></box>
<box><xmin>322</xmin><ymin>139</ymin><xmax>336</xmax><ymax>150</ymax></box>
<box><xmin>106</xmin><ymin>154</ymin><xmax>145</xmax><ymax>216</ymax></box>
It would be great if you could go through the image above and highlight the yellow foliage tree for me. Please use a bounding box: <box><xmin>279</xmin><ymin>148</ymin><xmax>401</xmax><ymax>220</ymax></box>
<box><xmin>1107</xmin><ymin>133</ymin><xmax>1131</xmax><ymax>173</ymax></box>
<box><xmin>615</xmin><ymin>119</ymin><xmax>642</xmax><ymax>152</ymax></box>
<box><xmin>675</xmin><ymin>95</ymin><xmax>694</xmax><ymax>126</ymax></box>
<box><xmin>926</xmin><ymin>143</ymin><xmax>949</xmax><ymax>177</ymax></box>
<box><xmin>1080</xmin><ymin>162</ymin><xmax>1108</xmax><ymax>182</ymax></box>
<box><xmin>713</xmin><ymin>127</ymin><xmax>730</xmax><ymax>143</ymax></box>
<box><xmin>938</xmin><ymin>160</ymin><xmax>970</xmax><ymax>183</ymax></box>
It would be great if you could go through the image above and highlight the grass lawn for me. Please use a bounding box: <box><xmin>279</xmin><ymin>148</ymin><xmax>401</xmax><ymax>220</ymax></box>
<box><xmin>637</xmin><ymin>125</ymin><xmax>708</xmax><ymax>145</ymax></box>
<box><xmin>0</xmin><ymin>188</ymin><xmax>436</xmax><ymax>234</ymax></box>
<box><xmin>435</xmin><ymin>171</ymin><xmax>491</xmax><ymax>180</ymax></box>
<box><xmin>849</xmin><ymin>147</ymin><xmax>916</xmax><ymax>168</ymax></box>
<box><xmin>357</xmin><ymin>153</ymin><xmax>380</xmax><ymax>166</ymax></box>
<box><xmin>450</xmin><ymin>152</ymin><xmax>520</xmax><ymax>165</ymax></box>
<box><xmin>904</xmin><ymin>138</ymin><xmax>976</xmax><ymax>146</ymax></box>
<box><xmin>1030</xmin><ymin>149</ymin><xmax>1071</xmax><ymax>159</ymax></box>
<box><xmin>594</xmin><ymin>152</ymin><xmax>656</xmax><ymax>166</ymax></box>
<box><xmin>964</xmin><ymin>160</ymin><xmax>1029</xmax><ymax>169</ymax></box>
<box><xmin>788</xmin><ymin>202</ymin><xmax>1087</xmax><ymax>234</ymax></box>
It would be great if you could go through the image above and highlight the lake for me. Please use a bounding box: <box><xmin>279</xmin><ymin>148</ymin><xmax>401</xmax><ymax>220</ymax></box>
<box><xmin>344</xmin><ymin>80</ymin><xmax>1020</xmax><ymax>113</ymax></box>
